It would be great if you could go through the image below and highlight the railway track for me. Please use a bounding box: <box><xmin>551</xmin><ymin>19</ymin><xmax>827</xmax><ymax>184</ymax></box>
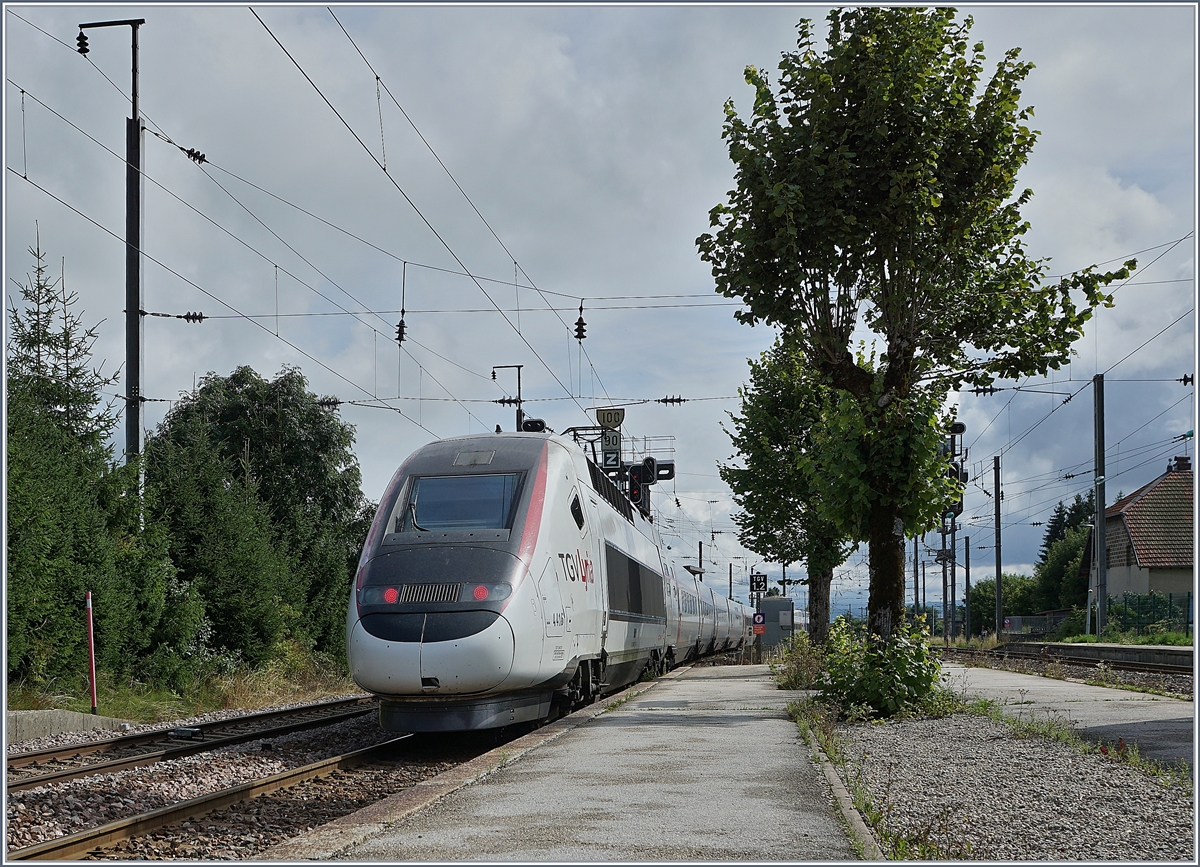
<box><xmin>7</xmin><ymin>734</ymin><xmax>412</xmax><ymax>860</ymax></box>
<box><xmin>7</xmin><ymin>696</ymin><xmax>375</xmax><ymax>791</ymax></box>
<box><xmin>941</xmin><ymin>644</ymin><xmax>1194</xmax><ymax>676</ymax></box>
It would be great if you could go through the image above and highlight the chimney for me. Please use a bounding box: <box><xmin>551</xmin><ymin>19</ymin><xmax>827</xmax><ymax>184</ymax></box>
<box><xmin>1173</xmin><ymin>455</ymin><xmax>1191</xmax><ymax>473</ymax></box>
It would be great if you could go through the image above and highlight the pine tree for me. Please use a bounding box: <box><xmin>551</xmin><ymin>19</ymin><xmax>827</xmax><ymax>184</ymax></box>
<box><xmin>6</xmin><ymin>230</ymin><xmax>118</xmax><ymax>449</ymax></box>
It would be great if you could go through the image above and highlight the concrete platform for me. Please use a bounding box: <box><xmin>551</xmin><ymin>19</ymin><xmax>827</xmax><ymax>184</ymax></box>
<box><xmin>942</xmin><ymin>662</ymin><xmax>1195</xmax><ymax>770</ymax></box>
<box><xmin>267</xmin><ymin>665</ymin><xmax>857</xmax><ymax>861</ymax></box>
<box><xmin>1000</xmin><ymin>641</ymin><xmax>1194</xmax><ymax>668</ymax></box>
<box><xmin>5</xmin><ymin>709</ymin><xmax>131</xmax><ymax>744</ymax></box>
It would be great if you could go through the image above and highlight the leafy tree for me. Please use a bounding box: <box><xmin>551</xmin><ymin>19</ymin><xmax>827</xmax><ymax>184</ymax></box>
<box><xmin>697</xmin><ymin>8</ymin><xmax>1132</xmax><ymax>639</ymax></box>
<box><xmin>1033</xmin><ymin>498</ymin><xmax>1092</xmax><ymax>611</ymax></box>
<box><xmin>1036</xmin><ymin>492</ymin><xmax>1094</xmax><ymax>565</ymax></box>
<box><xmin>144</xmin><ymin>366</ymin><xmax>371</xmax><ymax>657</ymax></box>
<box><xmin>967</xmin><ymin>573</ymin><xmax>1037</xmax><ymax>635</ymax></box>
<box><xmin>1049</xmin><ymin>526</ymin><xmax>1091</xmax><ymax>610</ymax></box>
<box><xmin>6</xmin><ymin>236</ymin><xmax>194</xmax><ymax>686</ymax></box>
<box><xmin>720</xmin><ymin>336</ymin><xmax>851</xmax><ymax>642</ymax></box>
<box><xmin>145</xmin><ymin>416</ymin><xmax>293</xmax><ymax>664</ymax></box>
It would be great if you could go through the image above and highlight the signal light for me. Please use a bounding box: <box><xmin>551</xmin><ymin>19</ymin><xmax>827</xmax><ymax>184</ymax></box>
<box><xmin>76</xmin><ymin>32</ymin><xmax>89</xmax><ymax>55</ymax></box>
<box><xmin>628</xmin><ymin>465</ymin><xmax>644</xmax><ymax>504</ymax></box>
<box><xmin>382</xmin><ymin>587</ymin><xmax>399</xmax><ymax>604</ymax></box>
<box><xmin>574</xmin><ymin>301</ymin><xmax>587</xmax><ymax>342</ymax></box>
<box><xmin>473</xmin><ymin>585</ymin><xmax>490</xmax><ymax>601</ymax></box>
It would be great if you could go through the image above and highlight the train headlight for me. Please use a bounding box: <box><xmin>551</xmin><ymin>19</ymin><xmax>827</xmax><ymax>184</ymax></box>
<box><xmin>462</xmin><ymin>583</ymin><xmax>511</xmax><ymax>603</ymax></box>
<box><xmin>361</xmin><ymin>585</ymin><xmax>401</xmax><ymax>605</ymax></box>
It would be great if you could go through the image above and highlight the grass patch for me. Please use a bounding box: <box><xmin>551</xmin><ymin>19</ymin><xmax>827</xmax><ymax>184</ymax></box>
<box><xmin>1060</xmin><ymin>630</ymin><xmax>1193</xmax><ymax>646</ymax></box>
<box><xmin>6</xmin><ymin>640</ymin><xmax>357</xmax><ymax>723</ymax></box>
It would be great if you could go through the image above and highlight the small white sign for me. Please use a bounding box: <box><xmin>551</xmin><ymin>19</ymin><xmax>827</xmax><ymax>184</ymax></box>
<box><xmin>601</xmin><ymin>429</ymin><xmax>620</xmax><ymax>451</ymax></box>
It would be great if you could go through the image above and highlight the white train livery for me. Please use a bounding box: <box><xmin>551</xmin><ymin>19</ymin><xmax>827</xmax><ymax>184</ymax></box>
<box><xmin>347</xmin><ymin>432</ymin><xmax>751</xmax><ymax>731</ymax></box>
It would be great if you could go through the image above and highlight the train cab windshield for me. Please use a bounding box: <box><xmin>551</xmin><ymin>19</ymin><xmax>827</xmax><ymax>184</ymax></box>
<box><xmin>391</xmin><ymin>473</ymin><xmax>524</xmax><ymax>533</ymax></box>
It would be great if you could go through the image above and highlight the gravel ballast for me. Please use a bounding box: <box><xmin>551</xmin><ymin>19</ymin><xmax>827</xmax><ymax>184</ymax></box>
<box><xmin>837</xmin><ymin>713</ymin><xmax>1195</xmax><ymax>861</ymax></box>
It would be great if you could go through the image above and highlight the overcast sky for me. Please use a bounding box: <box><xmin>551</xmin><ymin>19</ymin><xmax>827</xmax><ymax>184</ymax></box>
<box><xmin>4</xmin><ymin>2</ymin><xmax>1195</xmax><ymax>617</ymax></box>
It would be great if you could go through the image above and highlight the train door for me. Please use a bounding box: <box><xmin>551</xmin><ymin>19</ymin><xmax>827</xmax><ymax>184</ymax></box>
<box><xmin>535</xmin><ymin>559</ymin><xmax>566</xmax><ymax>640</ymax></box>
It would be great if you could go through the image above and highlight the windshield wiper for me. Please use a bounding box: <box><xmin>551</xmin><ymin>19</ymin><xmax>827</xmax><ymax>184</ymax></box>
<box><xmin>408</xmin><ymin>502</ymin><xmax>429</xmax><ymax>532</ymax></box>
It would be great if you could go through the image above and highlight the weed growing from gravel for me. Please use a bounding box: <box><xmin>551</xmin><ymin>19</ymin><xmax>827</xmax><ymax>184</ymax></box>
<box><xmin>788</xmin><ymin>696</ymin><xmax>976</xmax><ymax>859</ymax></box>
<box><xmin>966</xmin><ymin>698</ymin><xmax>1193</xmax><ymax>790</ymax></box>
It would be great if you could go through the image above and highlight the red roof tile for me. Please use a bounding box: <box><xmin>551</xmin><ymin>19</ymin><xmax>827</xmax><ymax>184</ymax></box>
<box><xmin>1107</xmin><ymin>469</ymin><xmax>1193</xmax><ymax>569</ymax></box>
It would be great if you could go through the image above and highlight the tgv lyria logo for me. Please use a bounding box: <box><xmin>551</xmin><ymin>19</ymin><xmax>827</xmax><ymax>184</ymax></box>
<box><xmin>557</xmin><ymin>551</ymin><xmax>594</xmax><ymax>588</ymax></box>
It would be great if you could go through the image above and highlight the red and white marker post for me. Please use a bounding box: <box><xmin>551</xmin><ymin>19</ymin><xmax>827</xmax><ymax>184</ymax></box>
<box><xmin>86</xmin><ymin>591</ymin><xmax>98</xmax><ymax>715</ymax></box>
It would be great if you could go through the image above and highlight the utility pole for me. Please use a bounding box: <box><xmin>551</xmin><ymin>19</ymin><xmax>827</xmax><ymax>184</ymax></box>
<box><xmin>964</xmin><ymin>535</ymin><xmax>971</xmax><ymax>640</ymax></box>
<box><xmin>950</xmin><ymin>514</ymin><xmax>957</xmax><ymax>640</ymax></box>
<box><xmin>912</xmin><ymin>535</ymin><xmax>919</xmax><ymax>622</ymax></box>
<box><xmin>77</xmin><ymin>18</ymin><xmax>145</xmax><ymax>466</ymax></box>
<box><xmin>698</xmin><ymin>541</ymin><xmax>703</xmax><ymax>578</ymax></box>
<box><xmin>1094</xmin><ymin>373</ymin><xmax>1107</xmax><ymax>633</ymax></box>
<box><xmin>921</xmin><ymin>559</ymin><xmax>926</xmax><ymax>614</ymax></box>
<box><xmin>728</xmin><ymin>562</ymin><xmax>732</xmax><ymax>601</ymax></box>
<box><xmin>994</xmin><ymin>455</ymin><xmax>1003</xmax><ymax>639</ymax></box>
<box><xmin>941</xmin><ymin>517</ymin><xmax>949</xmax><ymax>646</ymax></box>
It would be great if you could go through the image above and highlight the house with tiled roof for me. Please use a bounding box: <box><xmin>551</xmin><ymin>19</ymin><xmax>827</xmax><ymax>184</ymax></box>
<box><xmin>1078</xmin><ymin>455</ymin><xmax>1194</xmax><ymax>597</ymax></box>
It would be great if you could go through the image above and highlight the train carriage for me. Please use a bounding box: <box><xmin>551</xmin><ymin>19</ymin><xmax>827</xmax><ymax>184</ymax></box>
<box><xmin>347</xmin><ymin>431</ymin><xmax>749</xmax><ymax>731</ymax></box>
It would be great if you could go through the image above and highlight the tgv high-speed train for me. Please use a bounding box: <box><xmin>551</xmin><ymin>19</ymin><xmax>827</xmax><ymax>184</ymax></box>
<box><xmin>347</xmin><ymin>432</ymin><xmax>752</xmax><ymax>731</ymax></box>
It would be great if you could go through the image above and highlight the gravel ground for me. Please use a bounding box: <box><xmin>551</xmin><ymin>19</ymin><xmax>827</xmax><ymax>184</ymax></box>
<box><xmin>839</xmin><ymin>714</ymin><xmax>1195</xmax><ymax>861</ymax></box>
<box><xmin>5</xmin><ymin>714</ymin><xmax>395</xmax><ymax>851</ymax></box>
<box><xmin>83</xmin><ymin>732</ymin><xmax>497</xmax><ymax>860</ymax></box>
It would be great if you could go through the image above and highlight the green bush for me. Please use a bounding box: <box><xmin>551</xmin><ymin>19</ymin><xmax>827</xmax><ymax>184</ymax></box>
<box><xmin>772</xmin><ymin>632</ymin><xmax>826</xmax><ymax>689</ymax></box>
<box><xmin>817</xmin><ymin>616</ymin><xmax>941</xmax><ymax>717</ymax></box>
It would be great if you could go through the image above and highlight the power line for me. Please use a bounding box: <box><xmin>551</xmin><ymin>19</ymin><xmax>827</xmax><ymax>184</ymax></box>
<box><xmin>321</xmin><ymin>7</ymin><xmax>634</xmax><ymax>438</ymax></box>
<box><xmin>8</xmin><ymin>166</ymin><xmax>439</xmax><ymax>437</ymax></box>
<box><xmin>250</xmin><ymin>7</ymin><xmax>596</xmax><ymax>429</ymax></box>
<box><xmin>1104</xmin><ymin>307</ymin><xmax>1194</xmax><ymax>376</ymax></box>
<box><xmin>9</xmin><ymin>78</ymin><xmax>493</xmax><ymax>432</ymax></box>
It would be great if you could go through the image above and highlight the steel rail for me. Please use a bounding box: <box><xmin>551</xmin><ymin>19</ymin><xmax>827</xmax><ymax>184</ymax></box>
<box><xmin>942</xmin><ymin>645</ymin><xmax>1193</xmax><ymax>676</ymax></box>
<box><xmin>7</xmin><ymin>734</ymin><xmax>413</xmax><ymax>861</ymax></box>
<box><xmin>7</xmin><ymin>706</ymin><xmax>374</xmax><ymax>792</ymax></box>
<box><xmin>7</xmin><ymin>695</ymin><xmax>372</xmax><ymax>769</ymax></box>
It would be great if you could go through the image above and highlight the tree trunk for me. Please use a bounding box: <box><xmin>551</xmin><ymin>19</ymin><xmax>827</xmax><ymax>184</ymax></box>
<box><xmin>808</xmin><ymin>565</ymin><xmax>833</xmax><ymax>644</ymax></box>
<box><xmin>866</xmin><ymin>500</ymin><xmax>906</xmax><ymax>640</ymax></box>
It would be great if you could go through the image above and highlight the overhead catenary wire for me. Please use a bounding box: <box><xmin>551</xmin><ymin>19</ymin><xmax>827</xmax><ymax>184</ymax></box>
<box><xmin>7</xmin><ymin>78</ymin><xmax>493</xmax><ymax>433</ymax></box>
<box><xmin>250</xmin><ymin>8</ymin><xmax>597</xmax><ymax>429</ymax></box>
<box><xmin>323</xmin><ymin>7</ymin><xmax>635</xmax><ymax>435</ymax></box>
<box><xmin>7</xmin><ymin>166</ymin><xmax>439</xmax><ymax>438</ymax></box>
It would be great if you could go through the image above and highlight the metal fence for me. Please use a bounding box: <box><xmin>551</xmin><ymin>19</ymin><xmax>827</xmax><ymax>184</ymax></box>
<box><xmin>1108</xmin><ymin>592</ymin><xmax>1193</xmax><ymax>637</ymax></box>
<box><xmin>999</xmin><ymin>612</ymin><xmax>1071</xmax><ymax>641</ymax></box>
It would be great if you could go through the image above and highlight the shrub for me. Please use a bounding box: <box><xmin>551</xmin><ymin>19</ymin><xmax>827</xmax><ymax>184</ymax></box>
<box><xmin>817</xmin><ymin>616</ymin><xmax>941</xmax><ymax>717</ymax></box>
<box><xmin>772</xmin><ymin>632</ymin><xmax>826</xmax><ymax>689</ymax></box>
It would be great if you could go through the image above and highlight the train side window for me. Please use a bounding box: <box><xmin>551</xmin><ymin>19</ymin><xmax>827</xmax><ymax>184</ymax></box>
<box><xmin>570</xmin><ymin>494</ymin><xmax>585</xmax><ymax>530</ymax></box>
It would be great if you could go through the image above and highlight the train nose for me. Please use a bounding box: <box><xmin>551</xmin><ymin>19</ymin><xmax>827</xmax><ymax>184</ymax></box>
<box><xmin>349</xmin><ymin>612</ymin><xmax>516</xmax><ymax>696</ymax></box>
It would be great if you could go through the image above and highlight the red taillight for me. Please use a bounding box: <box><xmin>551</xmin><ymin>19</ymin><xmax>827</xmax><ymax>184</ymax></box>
<box><xmin>383</xmin><ymin>586</ymin><xmax>399</xmax><ymax>604</ymax></box>
<box><xmin>473</xmin><ymin>585</ymin><xmax>489</xmax><ymax>601</ymax></box>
